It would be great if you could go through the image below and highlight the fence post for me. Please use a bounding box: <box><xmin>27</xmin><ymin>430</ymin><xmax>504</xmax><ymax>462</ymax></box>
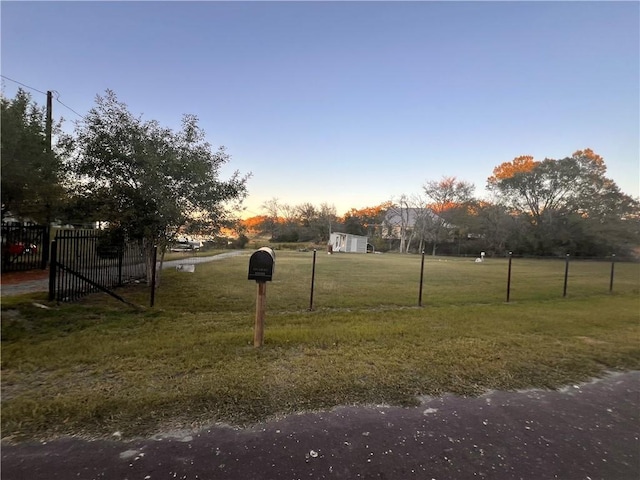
<box><xmin>48</xmin><ymin>240</ymin><xmax>57</xmax><ymax>301</ymax></box>
<box><xmin>506</xmin><ymin>252</ymin><xmax>513</xmax><ymax>303</ymax></box>
<box><xmin>609</xmin><ymin>254</ymin><xmax>616</xmax><ymax>293</ymax></box>
<box><xmin>118</xmin><ymin>244</ymin><xmax>124</xmax><ymax>287</ymax></box>
<box><xmin>254</xmin><ymin>281</ymin><xmax>267</xmax><ymax>347</ymax></box>
<box><xmin>563</xmin><ymin>253</ymin><xmax>570</xmax><ymax>298</ymax></box>
<box><xmin>40</xmin><ymin>226</ymin><xmax>50</xmax><ymax>269</ymax></box>
<box><xmin>150</xmin><ymin>245</ymin><xmax>158</xmax><ymax>307</ymax></box>
<box><xmin>308</xmin><ymin>249</ymin><xmax>317</xmax><ymax>311</ymax></box>
<box><xmin>418</xmin><ymin>250</ymin><xmax>426</xmax><ymax>307</ymax></box>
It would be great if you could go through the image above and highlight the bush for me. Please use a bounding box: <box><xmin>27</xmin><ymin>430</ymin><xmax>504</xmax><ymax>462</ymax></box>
<box><xmin>230</xmin><ymin>234</ymin><xmax>249</xmax><ymax>249</ymax></box>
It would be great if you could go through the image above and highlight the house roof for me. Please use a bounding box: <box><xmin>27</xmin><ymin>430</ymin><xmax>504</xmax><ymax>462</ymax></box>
<box><xmin>330</xmin><ymin>231</ymin><xmax>367</xmax><ymax>239</ymax></box>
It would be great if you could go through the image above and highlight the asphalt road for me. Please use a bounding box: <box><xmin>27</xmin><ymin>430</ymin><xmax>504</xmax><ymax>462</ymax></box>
<box><xmin>2</xmin><ymin>371</ymin><xmax>638</xmax><ymax>480</ymax></box>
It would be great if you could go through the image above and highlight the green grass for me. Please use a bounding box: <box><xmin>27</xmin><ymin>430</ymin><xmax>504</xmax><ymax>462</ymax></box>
<box><xmin>162</xmin><ymin>248</ymin><xmax>227</xmax><ymax>262</ymax></box>
<box><xmin>2</xmin><ymin>252</ymin><xmax>639</xmax><ymax>441</ymax></box>
<box><xmin>154</xmin><ymin>252</ymin><xmax>639</xmax><ymax>310</ymax></box>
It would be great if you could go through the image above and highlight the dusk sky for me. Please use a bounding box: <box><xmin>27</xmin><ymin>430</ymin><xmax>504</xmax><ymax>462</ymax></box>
<box><xmin>2</xmin><ymin>1</ymin><xmax>638</xmax><ymax>218</ymax></box>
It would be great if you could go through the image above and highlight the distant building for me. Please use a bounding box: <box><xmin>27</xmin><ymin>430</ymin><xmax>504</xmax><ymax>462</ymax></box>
<box><xmin>382</xmin><ymin>207</ymin><xmax>444</xmax><ymax>239</ymax></box>
<box><xmin>329</xmin><ymin>232</ymin><xmax>368</xmax><ymax>253</ymax></box>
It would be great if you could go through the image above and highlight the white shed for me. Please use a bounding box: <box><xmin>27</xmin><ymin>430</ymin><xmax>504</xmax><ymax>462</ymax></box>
<box><xmin>329</xmin><ymin>232</ymin><xmax>368</xmax><ymax>254</ymax></box>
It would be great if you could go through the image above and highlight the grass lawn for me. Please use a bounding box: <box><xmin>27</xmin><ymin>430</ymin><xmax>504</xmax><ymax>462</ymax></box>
<box><xmin>2</xmin><ymin>251</ymin><xmax>639</xmax><ymax>441</ymax></box>
<box><xmin>162</xmin><ymin>248</ymin><xmax>227</xmax><ymax>262</ymax></box>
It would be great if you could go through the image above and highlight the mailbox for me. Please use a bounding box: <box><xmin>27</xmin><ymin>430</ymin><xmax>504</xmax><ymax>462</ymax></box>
<box><xmin>248</xmin><ymin>247</ymin><xmax>275</xmax><ymax>282</ymax></box>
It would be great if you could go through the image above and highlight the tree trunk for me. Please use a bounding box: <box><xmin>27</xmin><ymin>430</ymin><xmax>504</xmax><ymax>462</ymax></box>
<box><xmin>405</xmin><ymin>231</ymin><xmax>415</xmax><ymax>253</ymax></box>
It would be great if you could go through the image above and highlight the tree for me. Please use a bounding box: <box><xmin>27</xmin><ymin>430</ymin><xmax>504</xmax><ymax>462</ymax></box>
<box><xmin>293</xmin><ymin>203</ymin><xmax>319</xmax><ymax>242</ymax></box>
<box><xmin>473</xmin><ymin>201</ymin><xmax>518</xmax><ymax>255</ymax></box>
<box><xmin>296</xmin><ymin>203</ymin><xmax>317</xmax><ymax>227</ymax></box>
<box><xmin>488</xmin><ymin>155</ymin><xmax>538</xmax><ymax>184</ymax></box>
<box><xmin>1</xmin><ymin>89</ymin><xmax>68</xmax><ymax>223</ymax></box>
<box><xmin>406</xmin><ymin>194</ymin><xmax>442</xmax><ymax>254</ymax></box>
<box><xmin>423</xmin><ymin>177</ymin><xmax>475</xmax><ymax>255</ymax></box>
<box><xmin>70</xmin><ymin>90</ymin><xmax>249</xmax><ymax>281</ymax></box>
<box><xmin>488</xmin><ymin>149</ymin><xmax>639</xmax><ymax>255</ymax></box>
<box><xmin>312</xmin><ymin>203</ymin><xmax>338</xmax><ymax>242</ymax></box>
<box><xmin>260</xmin><ymin>197</ymin><xmax>281</xmax><ymax>240</ymax></box>
<box><xmin>385</xmin><ymin>195</ymin><xmax>413</xmax><ymax>253</ymax></box>
<box><xmin>342</xmin><ymin>202</ymin><xmax>391</xmax><ymax>239</ymax></box>
<box><xmin>242</xmin><ymin>215</ymin><xmax>269</xmax><ymax>234</ymax></box>
<box><xmin>273</xmin><ymin>202</ymin><xmax>301</xmax><ymax>242</ymax></box>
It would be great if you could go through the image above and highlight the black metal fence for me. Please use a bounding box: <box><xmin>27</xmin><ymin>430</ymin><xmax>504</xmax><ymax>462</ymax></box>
<box><xmin>49</xmin><ymin>229</ymin><xmax>147</xmax><ymax>303</ymax></box>
<box><xmin>1</xmin><ymin>222</ymin><xmax>50</xmax><ymax>272</ymax></box>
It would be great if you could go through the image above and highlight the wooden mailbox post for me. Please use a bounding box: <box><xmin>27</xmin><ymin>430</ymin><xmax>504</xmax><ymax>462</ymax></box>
<box><xmin>248</xmin><ymin>247</ymin><xmax>275</xmax><ymax>347</ymax></box>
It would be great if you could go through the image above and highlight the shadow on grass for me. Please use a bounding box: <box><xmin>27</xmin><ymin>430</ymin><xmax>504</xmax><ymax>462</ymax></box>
<box><xmin>1</xmin><ymin>290</ymin><xmax>156</xmax><ymax>343</ymax></box>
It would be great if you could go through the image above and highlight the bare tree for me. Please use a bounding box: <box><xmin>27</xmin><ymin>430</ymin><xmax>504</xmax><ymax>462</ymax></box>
<box><xmin>385</xmin><ymin>195</ymin><xmax>412</xmax><ymax>253</ymax></box>
<box><xmin>423</xmin><ymin>177</ymin><xmax>475</xmax><ymax>255</ymax></box>
<box><xmin>296</xmin><ymin>202</ymin><xmax>317</xmax><ymax>227</ymax></box>
<box><xmin>280</xmin><ymin>203</ymin><xmax>299</xmax><ymax>226</ymax></box>
<box><xmin>314</xmin><ymin>203</ymin><xmax>338</xmax><ymax>242</ymax></box>
<box><xmin>407</xmin><ymin>194</ymin><xmax>434</xmax><ymax>254</ymax></box>
<box><xmin>261</xmin><ymin>197</ymin><xmax>281</xmax><ymax>240</ymax></box>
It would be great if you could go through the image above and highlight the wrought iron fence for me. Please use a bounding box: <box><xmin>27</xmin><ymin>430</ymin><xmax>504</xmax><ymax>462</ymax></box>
<box><xmin>1</xmin><ymin>222</ymin><xmax>49</xmax><ymax>272</ymax></box>
<box><xmin>49</xmin><ymin>229</ymin><xmax>147</xmax><ymax>303</ymax></box>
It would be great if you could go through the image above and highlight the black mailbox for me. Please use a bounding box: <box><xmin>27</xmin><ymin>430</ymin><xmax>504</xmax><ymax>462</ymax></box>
<box><xmin>248</xmin><ymin>247</ymin><xmax>275</xmax><ymax>282</ymax></box>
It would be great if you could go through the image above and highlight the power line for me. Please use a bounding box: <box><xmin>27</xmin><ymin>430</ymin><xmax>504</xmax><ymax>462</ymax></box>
<box><xmin>1</xmin><ymin>75</ymin><xmax>84</xmax><ymax>118</ymax></box>
<box><xmin>51</xmin><ymin>90</ymin><xmax>84</xmax><ymax>118</ymax></box>
<box><xmin>0</xmin><ymin>74</ymin><xmax>48</xmax><ymax>95</ymax></box>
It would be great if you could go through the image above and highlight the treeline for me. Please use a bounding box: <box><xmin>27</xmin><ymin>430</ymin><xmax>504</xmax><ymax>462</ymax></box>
<box><xmin>241</xmin><ymin>201</ymin><xmax>390</xmax><ymax>246</ymax></box>
<box><xmin>3</xmin><ymin>89</ymin><xmax>638</xmax><ymax>260</ymax></box>
<box><xmin>244</xmin><ymin>151</ymin><xmax>639</xmax><ymax>258</ymax></box>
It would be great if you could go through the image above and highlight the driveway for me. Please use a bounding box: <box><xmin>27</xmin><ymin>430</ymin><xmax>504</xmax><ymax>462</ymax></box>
<box><xmin>0</xmin><ymin>251</ymin><xmax>246</xmax><ymax>297</ymax></box>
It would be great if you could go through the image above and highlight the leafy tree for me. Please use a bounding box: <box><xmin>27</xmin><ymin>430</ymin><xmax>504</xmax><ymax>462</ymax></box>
<box><xmin>70</xmin><ymin>90</ymin><xmax>249</xmax><ymax>281</ymax></box>
<box><xmin>241</xmin><ymin>215</ymin><xmax>269</xmax><ymax>234</ymax></box>
<box><xmin>342</xmin><ymin>211</ymin><xmax>367</xmax><ymax>236</ymax></box>
<box><xmin>342</xmin><ymin>202</ymin><xmax>391</xmax><ymax>238</ymax></box>
<box><xmin>488</xmin><ymin>149</ymin><xmax>639</xmax><ymax>255</ymax></box>
<box><xmin>1</xmin><ymin>89</ymin><xmax>68</xmax><ymax>223</ymax></box>
<box><xmin>472</xmin><ymin>202</ymin><xmax>519</xmax><ymax>255</ymax></box>
<box><xmin>423</xmin><ymin>177</ymin><xmax>475</xmax><ymax>255</ymax></box>
<box><xmin>487</xmin><ymin>155</ymin><xmax>538</xmax><ymax>184</ymax></box>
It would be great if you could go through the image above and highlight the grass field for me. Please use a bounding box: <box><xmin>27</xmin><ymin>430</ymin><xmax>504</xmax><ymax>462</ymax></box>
<box><xmin>1</xmin><ymin>251</ymin><xmax>639</xmax><ymax>441</ymax></box>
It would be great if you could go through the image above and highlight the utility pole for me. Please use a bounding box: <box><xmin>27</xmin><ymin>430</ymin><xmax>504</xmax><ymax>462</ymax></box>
<box><xmin>46</xmin><ymin>91</ymin><xmax>53</xmax><ymax>153</ymax></box>
<box><xmin>45</xmin><ymin>91</ymin><xmax>53</xmax><ymax>226</ymax></box>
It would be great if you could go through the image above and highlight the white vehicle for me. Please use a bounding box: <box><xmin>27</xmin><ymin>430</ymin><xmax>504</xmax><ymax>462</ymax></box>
<box><xmin>170</xmin><ymin>240</ymin><xmax>201</xmax><ymax>252</ymax></box>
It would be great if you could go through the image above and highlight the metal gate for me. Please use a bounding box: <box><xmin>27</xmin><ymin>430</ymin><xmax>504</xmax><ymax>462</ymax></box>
<box><xmin>48</xmin><ymin>229</ymin><xmax>147</xmax><ymax>303</ymax></box>
<box><xmin>1</xmin><ymin>222</ymin><xmax>49</xmax><ymax>272</ymax></box>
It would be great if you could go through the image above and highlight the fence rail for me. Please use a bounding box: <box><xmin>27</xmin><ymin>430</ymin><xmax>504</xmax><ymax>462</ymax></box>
<box><xmin>1</xmin><ymin>223</ymin><xmax>49</xmax><ymax>272</ymax></box>
<box><xmin>49</xmin><ymin>230</ymin><xmax>147</xmax><ymax>303</ymax></box>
